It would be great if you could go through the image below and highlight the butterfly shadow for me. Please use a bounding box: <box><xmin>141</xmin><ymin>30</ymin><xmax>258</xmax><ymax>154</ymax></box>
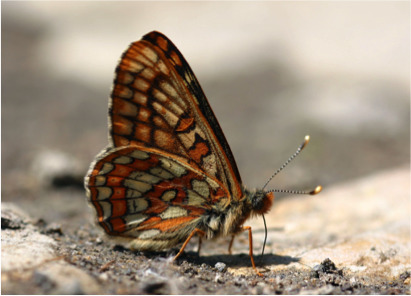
<box><xmin>179</xmin><ymin>251</ymin><xmax>300</xmax><ymax>269</ymax></box>
<box><xmin>132</xmin><ymin>247</ymin><xmax>299</xmax><ymax>270</ymax></box>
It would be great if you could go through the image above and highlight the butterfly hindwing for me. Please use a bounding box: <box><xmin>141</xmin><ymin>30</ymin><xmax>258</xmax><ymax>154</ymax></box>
<box><xmin>86</xmin><ymin>145</ymin><xmax>230</xmax><ymax>248</ymax></box>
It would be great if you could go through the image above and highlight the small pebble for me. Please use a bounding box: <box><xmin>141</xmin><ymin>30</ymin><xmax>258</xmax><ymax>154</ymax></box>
<box><xmin>98</xmin><ymin>273</ymin><xmax>108</xmax><ymax>281</ymax></box>
<box><xmin>214</xmin><ymin>262</ymin><xmax>227</xmax><ymax>273</ymax></box>
<box><xmin>214</xmin><ymin>274</ymin><xmax>225</xmax><ymax>283</ymax></box>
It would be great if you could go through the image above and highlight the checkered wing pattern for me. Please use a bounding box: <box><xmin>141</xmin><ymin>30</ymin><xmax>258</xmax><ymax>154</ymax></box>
<box><xmin>85</xmin><ymin>31</ymin><xmax>243</xmax><ymax>247</ymax></box>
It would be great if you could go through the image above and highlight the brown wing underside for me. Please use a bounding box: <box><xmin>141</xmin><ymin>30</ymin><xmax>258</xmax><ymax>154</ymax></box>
<box><xmin>86</xmin><ymin>145</ymin><xmax>228</xmax><ymax>237</ymax></box>
<box><xmin>109</xmin><ymin>31</ymin><xmax>243</xmax><ymax>199</ymax></box>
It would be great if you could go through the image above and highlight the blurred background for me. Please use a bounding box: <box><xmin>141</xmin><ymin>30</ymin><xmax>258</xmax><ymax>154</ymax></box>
<box><xmin>2</xmin><ymin>2</ymin><xmax>409</xmax><ymax>227</ymax></box>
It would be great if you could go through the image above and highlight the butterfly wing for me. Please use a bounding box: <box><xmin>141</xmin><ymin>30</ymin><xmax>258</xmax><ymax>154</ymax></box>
<box><xmin>86</xmin><ymin>145</ymin><xmax>229</xmax><ymax>250</ymax></box>
<box><xmin>109</xmin><ymin>31</ymin><xmax>242</xmax><ymax>200</ymax></box>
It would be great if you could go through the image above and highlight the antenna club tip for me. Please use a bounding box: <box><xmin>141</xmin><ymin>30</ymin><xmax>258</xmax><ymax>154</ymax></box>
<box><xmin>310</xmin><ymin>185</ymin><xmax>322</xmax><ymax>195</ymax></box>
<box><xmin>301</xmin><ymin>135</ymin><xmax>310</xmax><ymax>150</ymax></box>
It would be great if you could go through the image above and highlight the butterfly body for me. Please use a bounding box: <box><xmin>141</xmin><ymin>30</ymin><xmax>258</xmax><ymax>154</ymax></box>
<box><xmin>85</xmin><ymin>31</ymin><xmax>275</xmax><ymax>273</ymax></box>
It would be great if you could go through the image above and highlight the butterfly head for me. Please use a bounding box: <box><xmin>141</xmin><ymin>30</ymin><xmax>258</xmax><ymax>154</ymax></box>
<box><xmin>245</xmin><ymin>189</ymin><xmax>275</xmax><ymax>216</ymax></box>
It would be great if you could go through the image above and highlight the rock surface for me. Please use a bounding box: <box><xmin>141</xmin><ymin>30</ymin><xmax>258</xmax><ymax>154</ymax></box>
<box><xmin>2</xmin><ymin>203</ymin><xmax>102</xmax><ymax>294</ymax></box>
<box><xmin>260</xmin><ymin>166</ymin><xmax>410</xmax><ymax>278</ymax></box>
<box><xmin>2</xmin><ymin>167</ymin><xmax>409</xmax><ymax>294</ymax></box>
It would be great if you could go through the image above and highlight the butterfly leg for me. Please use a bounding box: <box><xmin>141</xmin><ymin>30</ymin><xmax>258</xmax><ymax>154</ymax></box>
<box><xmin>228</xmin><ymin>235</ymin><xmax>235</xmax><ymax>254</ymax></box>
<box><xmin>197</xmin><ymin>235</ymin><xmax>203</xmax><ymax>256</ymax></box>
<box><xmin>173</xmin><ymin>228</ymin><xmax>205</xmax><ymax>261</ymax></box>
<box><xmin>241</xmin><ymin>226</ymin><xmax>263</xmax><ymax>277</ymax></box>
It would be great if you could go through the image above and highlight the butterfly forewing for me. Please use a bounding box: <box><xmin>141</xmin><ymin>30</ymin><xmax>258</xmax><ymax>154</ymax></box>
<box><xmin>109</xmin><ymin>31</ymin><xmax>242</xmax><ymax>200</ymax></box>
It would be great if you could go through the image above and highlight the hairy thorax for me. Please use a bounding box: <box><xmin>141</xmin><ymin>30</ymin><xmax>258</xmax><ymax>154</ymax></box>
<box><xmin>201</xmin><ymin>188</ymin><xmax>274</xmax><ymax>239</ymax></box>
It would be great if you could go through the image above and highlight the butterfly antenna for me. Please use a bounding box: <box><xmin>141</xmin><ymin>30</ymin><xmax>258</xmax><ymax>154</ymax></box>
<box><xmin>258</xmin><ymin>135</ymin><xmax>322</xmax><ymax>264</ymax></box>
<box><xmin>262</xmin><ymin>135</ymin><xmax>312</xmax><ymax>191</ymax></box>
<box><xmin>267</xmin><ymin>185</ymin><xmax>322</xmax><ymax>196</ymax></box>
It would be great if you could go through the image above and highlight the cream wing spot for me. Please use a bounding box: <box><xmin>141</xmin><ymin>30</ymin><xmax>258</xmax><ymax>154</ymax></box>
<box><xmin>123</xmin><ymin>213</ymin><xmax>147</xmax><ymax>227</ymax></box>
<box><xmin>159</xmin><ymin>206</ymin><xmax>187</xmax><ymax>219</ymax></box>
<box><xmin>159</xmin><ymin>158</ymin><xmax>187</xmax><ymax>178</ymax></box>
<box><xmin>151</xmin><ymin>90</ymin><xmax>185</xmax><ymax>117</ymax></box>
<box><xmin>205</xmin><ymin>177</ymin><xmax>221</xmax><ymax>191</ymax></box>
<box><xmin>126</xmin><ymin>189</ymin><xmax>142</xmax><ymax>198</ymax></box>
<box><xmin>152</xmin><ymin>89</ymin><xmax>168</xmax><ymax>103</ymax></box>
<box><xmin>151</xmin><ymin>89</ymin><xmax>184</xmax><ymax>117</ymax></box>
<box><xmin>151</xmin><ymin>101</ymin><xmax>183</xmax><ymax>128</ymax></box>
<box><xmin>94</xmin><ymin>175</ymin><xmax>106</xmax><ymax>186</ymax></box>
<box><xmin>192</xmin><ymin>179</ymin><xmax>210</xmax><ymax>198</ymax></box>
<box><xmin>129</xmin><ymin>150</ymin><xmax>150</xmax><ymax>160</ymax></box>
<box><xmin>187</xmin><ymin>190</ymin><xmax>205</xmax><ymax>206</ymax></box>
<box><xmin>178</xmin><ymin>126</ymin><xmax>207</xmax><ymax>150</ymax></box>
<box><xmin>98</xmin><ymin>201</ymin><xmax>112</xmax><ymax>220</ymax></box>
<box><xmin>134</xmin><ymin>48</ymin><xmax>155</xmax><ymax>67</ymax></box>
<box><xmin>133</xmin><ymin>77</ymin><xmax>150</xmax><ymax>92</ymax></box>
<box><xmin>113</xmin><ymin>155</ymin><xmax>133</xmax><ymax>165</ymax></box>
<box><xmin>129</xmin><ymin>171</ymin><xmax>161</xmax><ymax>184</ymax></box>
<box><xmin>100</xmin><ymin>162</ymin><xmax>114</xmax><ymax>174</ymax></box>
<box><xmin>124</xmin><ymin>179</ymin><xmax>153</xmax><ymax>193</ymax></box>
<box><xmin>161</xmin><ymin>190</ymin><xmax>177</xmax><ymax>202</ymax></box>
<box><xmin>161</xmin><ymin>110</ymin><xmax>179</xmax><ymax>128</ymax></box>
<box><xmin>177</xmin><ymin>132</ymin><xmax>195</xmax><ymax>149</ymax></box>
<box><xmin>141</xmin><ymin>46</ymin><xmax>158</xmax><ymax>63</ymax></box>
<box><xmin>149</xmin><ymin>166</ymin><xmax>174</xmax><ymax>180</ymax></box>
<box><xmin>160</xmin><ymin>81</ymin><xmax>178</xmax><ymax>99</ymax></box>
<box><xmin>140</xmin><ymin>67</ymin><xmax>156</xmax><ymax>80</ymax></box>
<box><xmin>96</xmin><ymin>187</ymin><xmax>112</xmax><ymax>200</ymax></box>
<box><xmin>156</xmin><ymin>59</ymin><xmax>169</xmax><ymax>75</ymax></box>
<box><xmin>151</xmin><ymin>101</ymin><xmax>166</xmax><ymax>115</ymax></box>
<box><xmin>184</xmin><ymin>72</ymin><xmax>193</xmax><ymax>84</ymax></box>
<box><xmin>171</xmin><ymin>96</ymin><xmax>187</xmax><ymax>110</ymax></box>
<box><xmin>127</xmin><ymin>198</ymin><xmax>149</xmax><ymax>213</ymax></box>
<box><xmin>125</xmin><ymin>60</ymin><xmax>144</xmax><ymax>73</ymax></box>
<box><xmin>139</xmin><ymin>229</ymin><xmax>161</xmax><ymax>239</ymax></box>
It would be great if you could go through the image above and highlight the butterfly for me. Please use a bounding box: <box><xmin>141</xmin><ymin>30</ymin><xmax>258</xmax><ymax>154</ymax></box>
<box><xmin>85</xmin><ymin>31</ymin><xmax>321</xmax><ymax>276</ymax></box>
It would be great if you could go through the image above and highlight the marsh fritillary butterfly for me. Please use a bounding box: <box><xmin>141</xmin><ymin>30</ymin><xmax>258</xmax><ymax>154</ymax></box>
<box><xmin>85</xmin><ymin>31</ymin><xmax>321</xmax><ymax>275</ymax></box>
